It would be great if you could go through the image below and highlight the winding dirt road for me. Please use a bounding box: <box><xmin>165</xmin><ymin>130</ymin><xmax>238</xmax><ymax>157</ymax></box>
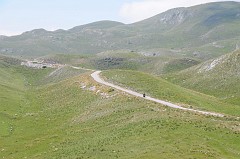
<box><xmin>91</xmin><ymin>71</ymin><xmax>224</xmax><ymax>117</ymax></box>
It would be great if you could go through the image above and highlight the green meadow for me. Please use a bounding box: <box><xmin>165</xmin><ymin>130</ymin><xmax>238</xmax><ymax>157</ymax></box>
<box><xmin>1</xmin><ymin>1</ymin><xmax>240</xmax><ymax>158</ymax></box>
<box><xmin>0</xmin><ymin>57</ymin><xmax>239</xmax><ymax>158</ymax></box>
<box><xmin>102</xmin><ymin>70</ymin><xmax>240</xmax><ymax>116</ymax></box>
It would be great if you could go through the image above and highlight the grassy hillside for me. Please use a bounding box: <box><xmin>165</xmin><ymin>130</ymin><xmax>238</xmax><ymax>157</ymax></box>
<box><xmin>88</xmin><ymin>50</ymin><xmax>176</xmax><ymax>73</ymax></box>
<box><xmin>39</xmin><ymin>51</ymin><xmax>200</xmax><ymax>75</ymax></box>
<box><xmin>102</xmin><ymin>70</ymin><xmax>240</xmax><ymax>116</ymax></box>
<box><xmin>165</xmin><ymin>50</ymin><xmax>240</xmax><ymax>106</ymax></box>
<box><xmin>162</xmin><ymin>58</ymin><xmax>200</xmax><ymax>73</ymax></box>
<box><xmin>1</xmin><ymin>57</ymin><xmax>240</xmax><ymax>158</ymax></box>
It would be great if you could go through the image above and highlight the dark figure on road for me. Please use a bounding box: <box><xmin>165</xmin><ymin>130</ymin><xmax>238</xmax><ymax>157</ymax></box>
<box><xmin>143</xmin><ymin>93</ymin><xmax>146</xmax><ymax>97</ymax></box>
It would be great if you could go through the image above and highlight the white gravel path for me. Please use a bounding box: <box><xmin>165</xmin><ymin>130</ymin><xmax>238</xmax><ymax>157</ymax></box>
<box><xmin>91</xmin><ymin>71</ymin><xmax>224</xmax><ymax>117</ymax></box>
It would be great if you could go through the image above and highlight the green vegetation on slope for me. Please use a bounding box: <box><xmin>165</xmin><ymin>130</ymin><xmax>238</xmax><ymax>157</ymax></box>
<box><xmin>41</xmin><ymin>50</ymin><xmax>200</xmax><ymax>75</ymax></box>
<box><xmin>102</xmin><ymin>70</ymin><xmax>240</xmax><ymax>116</ymax></box>
<box><xmin>1</xmin><ymin>57</ymin><xmax>240</xmax><ymax>158</ymax></box>
<box><xmin>165</xmin><ymin>50</ymin><xmax>240</xmax><ymax>106</ymax></box>
<box><xmin>162</xmin><ymin>58</ymin><xmax>200</xmax><ymax>74</ymax></box>
<box><xmin>0</xmin><ymin>56</ymin><xmax>25</xmax><ymax>116</ymax></box>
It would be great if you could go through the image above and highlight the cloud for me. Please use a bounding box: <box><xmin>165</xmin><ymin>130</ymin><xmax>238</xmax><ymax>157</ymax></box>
<box><xmin>0</xmin><ymin>29</ymin><xmax>20</xmax><ymax>36</ymax></box>
<box><xmin>119</xmin><ymin>0</ymin><xmax>236</xmax><ymax>23</ymax></box>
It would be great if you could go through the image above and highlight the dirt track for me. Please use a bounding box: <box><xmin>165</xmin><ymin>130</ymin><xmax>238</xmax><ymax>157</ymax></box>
<box><xmin>91</xmin><ymin>71</ymin><xmax>224</xmax><ymax>117</ymax></box>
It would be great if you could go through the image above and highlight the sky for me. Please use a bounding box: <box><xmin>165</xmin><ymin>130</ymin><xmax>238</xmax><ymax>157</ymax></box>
<box><xmin>0</xmin><ymin>0</ymin><xmax>239</xmax><ymax>36</ymax></box>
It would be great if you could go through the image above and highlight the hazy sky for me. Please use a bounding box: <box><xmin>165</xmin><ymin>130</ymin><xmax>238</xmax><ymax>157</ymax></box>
<box><xmin>0</xmin><ymin>0</ymin><xmax>239</xmax><ymax>35</ymax></box>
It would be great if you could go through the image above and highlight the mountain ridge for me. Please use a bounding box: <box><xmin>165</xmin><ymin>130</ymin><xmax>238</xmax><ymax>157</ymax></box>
<box><xmin>0</xmin><ymin>1</ymin><xmax>240</xmax><ymax>58</ymax></box>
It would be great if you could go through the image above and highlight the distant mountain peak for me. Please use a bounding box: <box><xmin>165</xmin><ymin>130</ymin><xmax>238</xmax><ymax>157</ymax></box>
<box><xmin>69</xmin><ymin>20</ymin><xmax>125</xmax><ymax>32</ymax></box>
<box><xmin>23</xmin><ymin>28</ymin><xmax>48</xmax><ymax>35</ymax></box>
<box><xmin>157</xmin><ymin>8</ymin><xmax>192</xmax><ymax>25</ymax></box>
